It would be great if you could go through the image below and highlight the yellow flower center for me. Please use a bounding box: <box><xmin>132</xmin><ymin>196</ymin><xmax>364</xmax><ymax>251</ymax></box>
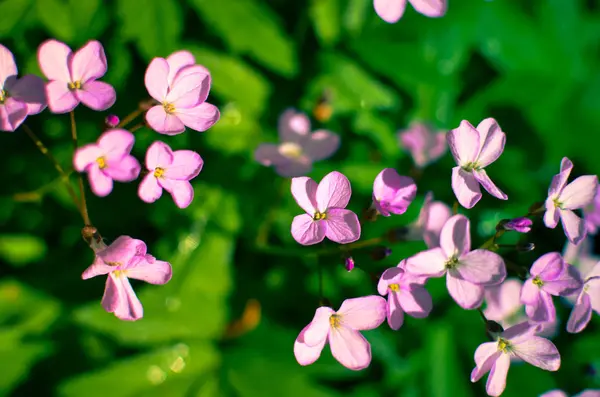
<box><xmin>279</xmin><ymin>142</ymin><xmax>303</xmax><ymax>159</ymax></box>
<box><xmin>497</xmin><ymin>337</ymin><xmax>510</xmax><ymax>353</ymax></box>
<box><xmin>163</xmin><ymin>102</ymin><xmax>176</xmax><ymax>114</ymax></box>
<box><xmin>313</xmin><ymin>211</ymin><xmax>327</xmax><ymax>221</ymax></box>
<box><xmin>388</xmin><ymin>283</ymin><xmax>400</xmax><ymax>292</ymax></box>
<box><xmin>532</xmin><ymin>276</ymin><xmax>544</xmax><ymax>287</ymax></box>
<box><xmin>329</xmin><ymin>314</ymin><xmax>341</xmax><ymax>328</ymax></box>
<box><xmin>552</xmin><ymin>197</ymin><xmax>563</xmax><ymax>209</ymax></box>
<box><xmin>0</xmin><ymin>89</ymin><xmax>6</xmax><ymax>103</ymax></box>
<box><xmin>463</xmin><ymin>161</ymin><xmax>481</xmax><ymax>172</ymax></box>
<box><xmin>68</xmin><ymin>81</ymin><xmax>82</xmax><ymax>90</ymax></box>
<box><xmin>445</xmin><ymin>256</ymin><xmax>459</xmax><ymax>270</ymax></box>
<box><xmin>96</xmin><ymin>156</ymin><xmax>107</xmax><ymax>169</ymax></box>
<box><xmin>112</xmin><ymin>269</ymin><xmax>128</xmax><ymax>278</ymax></box>
<box><xmin>154</xmin><ymin>167</ymin><xmax>165</xmax><ymax>178</ymax></box>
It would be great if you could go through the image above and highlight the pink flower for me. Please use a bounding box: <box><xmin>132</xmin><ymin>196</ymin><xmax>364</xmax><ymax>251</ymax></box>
<box><xmin>398</xmin><ymin>122</ymin><xmax>447</xmax><ymax>168</ymax></box>
<box><xmin>377</xmin><ymin>264</ymin><xmax>432</xmax><ymax>330</ymax></box>
<box><xmin>584</xmin><ymin>190</ymin><xmax>600</xmax><ymax>234</ymax></box>
<box><xmin>471</xmin><ymin>321</ymin><xmax>560</xmax><ymax>397</ymax></box>
<box><xmin>372</xmin><ymin>168</ymin><xmax>417</xmax><ymax>216</ymax></box>
<box><xmin>290</xmin><ymin>171</ymin><xmax>361</xmax><ymax>245</ymax></box>
<box><xmin>566</xmin><ymin>261</ymin><xmax>600</xmax><ymax>334</ymax></box>
<box><xmin>0</xmin><ymin>44</ymin><xmax>46</xmax><ymax>131</ymax></box>
<box><xmin>73</xmin><ymin>129</ymin><xmax>141</xmax><ymax>197</ymax></box>
<box><xmin>138</xmin><ymin>141</ymin><xmax>203</xmax><ymax>209</ymax></box>
<box><xmin>82</xmin><ymin>236</ymin><xmax>172</xmax><ymax>321</ymax></box>
<box><xmin>501</xmin><ymin>217</ymin><xmax>533</xmax><ymax>233</ymax></box>
<box><xmin>255</xmin><ymin>109</ymin><xmax>340</xmax><ymax>177</ymax></box>
<box><xmin>520</xmin><ymin>252</ymin><xmax>582</xmax><ymax>323</ymax></box>
<box><xmin>293</xmin><ymin>296</ymin><xmax>386</xmax><ymax>370</ymax></box>
<box><xmin>38</xmin><ymin>40</ymin><xmax>116</xmax><ymax>113</ymax></box>
<box><xmin>544</xmin><ymin>157</ymin><xmax>598</xmax><ymax>245</ymax></box>
<box><xmin>541</xmin><ymin>390</ymin><xmax>600</xmax><ymax>397</ymax></box>
<box><xmin>374</xmin><ymin>0</ymin><xmax>446</xmax><ymax>23</ymax></box>
<box><xmin>447</xmin><ymin>118</ymin><xmax>508</xmax><ymax>209</ymax></box>
<box><xmin>406</xmin><ymin>192</ymin><xmax>451</xmax><ymax>248</ymax></box>
<box><xmin>563</xmin><ymin>238</ymin><xmax>599</xmax><ymax>279</ymax></box>
<box><xmin>406</xmin><ymin>214</ymin><xmax>506</xmax><ymax>309</ymax></box>
<box><xmin>144</xmin><ymin>51</ymin><xmax>219</xmax><ymax>135</ymax></box>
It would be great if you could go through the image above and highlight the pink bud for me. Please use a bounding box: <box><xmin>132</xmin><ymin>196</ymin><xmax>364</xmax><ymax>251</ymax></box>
<box><xmin>105</xmin><ymin>114</ymin><xmax>120</xmax><ymax>128</ymax></box>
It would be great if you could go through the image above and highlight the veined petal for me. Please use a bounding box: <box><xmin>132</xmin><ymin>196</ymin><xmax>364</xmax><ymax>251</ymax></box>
<box><xmin>511</xmin><ymin>336</ymin><xmax>560</xmax><ymax>371</ymax></box>
<box><xmin>166</xmin><ymin>50</ymin><xmax>196</xmax><ymax>85</ymax></box>
<box><xmin>291</xmin><ymin>176</ymin><xmax>318</xmax><ymax>214</ymax></box>
<box><xmin>324</xmin><ymin>208</ymin><xmax>361</xmax><ymax>244</ymax></box>
<box><xmin>144</xmin><ymin>57</ymin><xmax>169</xmax><ymax>101</ymax></box>
<box><xmin>71</xmin><ymin>40</ymin><xmax>107</xmax><ymax>83</ymax></box>
<box><xmin>316</xmin><ymin>171</ymin><xmax>352</xmax><ymax>212</ymax></box>
<box><xmin>544</xmin><ymin>198</ymin><xmax>560</xmax><ymax>228</ymax></box>
<box><xmin>88</xmin><ymin>165</ymin><xmax>113</xmax><ymax>197</ymax></box>
<box><xmin>525</xmin><ymin>291</ymin><xmax>556</xmax><ymax>323</ymax></box>
<box><xmin>101</xmin><ymin>273</ymin><xmax>122</xmax><ymax>313</ymax></box>
<box><xmin>423</xmin><ymin>201</ymin><xmax>452</xmax><ymax>248</ymax></box>
<box><xmin>46</xmin><ymin>81</ymin><xmax>78</xmax><ymax>113</ymax></box>
<box><xmin>377</xmin><ymin>267</ymin><xmax>404</xmax><ymax>295</ymax></box>
<box><xmin>547</xmin><ymin>157</ymin><xmax>573</xmax><ymax>197</ymax></box>
<box><xmin>104</xmin><ymin>155</ymin><xmax>141</xmax><ymax>182</ymax></box>
<box><xmin>560</xmin><ymin>209</ymin><xmax>586</xmax><ymax>245</ymax></box>
<box><xmin>520</xmin><ymin>279</ymin><xmax>541</xmax><ymax>305</ymax></box>
<box><xmin>470</xmin><ymin>342</ymin><xmax>501</xmax><ymax>382</ymax></box>
<box><xmin>560</xmin><ymin>175</ymin><xmax>598</xmax><ymax>210</ymax></box>
<box><xmin>145</xmin><ymin>141</ymin><xmax>174</xmax><ymax>170</ymax></box>
<box><xmin>531</xmin><ymin>252</ymin><xmax>565</xmax><ymax>279</ymax></box>
<box><xmin>409</xmin><ymin>0</ymin><xmax>446</xmax><ymax>17</ymax></box>
<box><xmin>374</xmin><ymin>0</ymin><xmax>407</xmax><ymax>23</ymax></box>
<box><xmin>501</xmin><ymin>321</ymin><xmax>538</xmax><ymax>342</ymax></box>
<box><xmin>486</xmin><ymin>354</ymin><xmax>510</xmax><ymax>397</ymax></box>
<box><xmin>291</xmin><ymin>214</ymin><xmax>325</xmax><ymax>245</ymax></box>
<box><xmin>0</xmin><ymin>98</ymin><xmax>27</xmax><ymax>131</ymax></box>
<box><xmin>294</xmin><ymin>324</ymin><xmax>327</xmax><ymax>366</ymax></box>
<box><xmin>73</xmin><ymin>145</ymin><xmax>102</xmax><ymax>172</ymax></box>
<box><xmin>452</xmin><ymin>167</ymin><xmax>482</xmax><ymax>209</ymax></box>
<box><xmin>176</xmin><ymin>102</ymin><xmax>219</xmax><ymax>132</ymax></box>
<box><xmin>447</xmin><ymin>273</ymin><xmax>484</xmax><ymax>309</ymax></box>
<box><xmin>98</xmin><ymin>129</ymin><xmax>135</xmax><ymax>161</ymax></box>
<box><xmin>542</xmin><ymin>264</ymin><xmax>583</xmax><ymax>296</ymax></box>
<box><xmin>458</xmin><ymin>250</ymin><xmax>506</xmax><ymax>286</ymax></box>
<box><xmin>125</xmin><ymin>256</ymin><xmax>172</xmax><ymax>285</ymax></box>
<box><xmin>473</xmin><ymin>169</ymin><xmax>507</xmax><ymax>200</ymax></box>
<box><xmin>111</xmin><ymin>275</ymin><xmax>144</xmax><ymax>321</ymax></box>
<box><xmin>405</xmin><ymin>248</ymin><xmax>447</xmax><ymax>277</ymax></box>
<box><xmin>138</xmin><ymin>174</ymin><xmax>163</xmax><ymax>203</ymax></box>
<box><xmin>447</xmin><ymin>120</ymin><xmax>480</xmax><ymax>165</ymax></box>
<box><xmin>77</xmin><ymin>81</ymin><xmax>116</xmax><ymax>111</ymax></box>
<box><xmin>145</xmin><ymin>106</ymin><xmax>185</xmax><ymax>135</ymax></box>
<box><xmin>97</xmin><ymin>236</ymin><xmax>147</xmax><ymax>264</ymax></box>
<box><xmin>566</xmin><ymin>291</ymin><xmax>592</xmax><ymax>333</ymax></box>
<box><xmin>399</xmin><ymin>285</ymin><xmax>432</xmax><ymax>318</ymax></box>
<box><xmin>328</xmin><ymin>327</ymin><xmax>371</xmax><ymax>371</ymax></box>
<box><xmin>165</xmin><ymin>150</ymin><xmax>203</xmax><ymax>180</ymax></box>
<box><xmin>474</xmin><ymin>118</ymin><xmax>505</xmax><ymax>167</ymax></box>
<box><xmin>167</xmin><ymin>68</ymin><xmax>210</xmax><ymax>107</ymax></box>
<box><xmin>337</xmin><ymin>295</ymin><xmax>387</xmax><ymax>330</ymax></box>
<box><xmin>9</xmin><ymin>75</ymin><xmax>47</xmax><ymax>114</ymax></box>
<box><xmin>439</xmin><ymin>214</ymin><xmax>471</xmax><ymax>259</ymax></box>
<box><xmin>81</xmin><ymin>257</ymin><xmax>114</xmax><ymax>279</ymax></box>
<box><xmin>164</xmin><ymin>180</ymin><xmax>194</xmax><ymax>209</ymax></box>
<box><xmin>37</xmin><ymin>39</ymin><xmax>72</xmax><ymax>82</ymax></box>
<box><xmin>303</xmin><ymin>306</ymin><xmax>335</xmax><ymax>346</ymax></box>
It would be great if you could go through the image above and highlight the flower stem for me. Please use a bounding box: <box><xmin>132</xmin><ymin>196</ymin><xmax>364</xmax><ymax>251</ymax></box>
<box><xmin>117</xmin><ymin>107</ymin><xmax>144</xmax><ymax>129</ymax></box>
<box><xmin>129</xmin><ymin>122</ymin><xmax>145</xmax><ymax>132</ymax></box>
<box><xmin>70</xmin><ymin>111</ymin><xmax>91</xmax><ymax>226</ymax></box>
<box><xmin>477</xmin><ymin>307</ymin><xmax>487</xmax><ymax>324</ymax></box>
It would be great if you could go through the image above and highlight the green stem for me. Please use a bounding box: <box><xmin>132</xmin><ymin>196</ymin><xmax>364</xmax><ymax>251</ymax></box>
<box><xmin>70</xmin><ymin>111</ymin><xmax>91</xmax><ymax>226</ymax></box>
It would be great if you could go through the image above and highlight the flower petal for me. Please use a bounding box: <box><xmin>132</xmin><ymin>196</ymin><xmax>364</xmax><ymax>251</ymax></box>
<box><xmin>474</xmin><ymin>118</ymin><xmax>505</xmax><ymax>167</ymax></box>
<box><xmin>543</xmin><ymin>264</ymin><xmax>583</xmax><ymax>296</ymax></box>
<box><xmin>294</xmin><ymin>324</ymin><xmax>327</xmax><ymax>366</ymax></box>
<box><xmin>446</xmin><ymin>273</ymin><xmax>484</xmax><ymax>309</ymax></box>
<box><xmin>452</xmin><ymin>167</ymin><xmax>482</xmax><ymax>209</ymax></box>
<box><xmin>97</xmin><ymin>236</ymin><xmax>147</xmax><ymax>264</ymax></box>
<box><xmin>104</xmin><ymin>155</ymin><xmax>141</xmax><ymax>182</ymax></box>
<box><xmin>88</xmin><ymin>165</ymin><xmax>113</xmax><ymax>197</ymax></box>
<box><xmin>512</xmin><ymin>336</ymin><xmax>561</xmax><ymax>371</ymax></box>
<box><xmin>531</xmin><ymin>252</ymin><xmax>565</xmax><ymax>279</ymax></box>
<box><xmin>520</xmin><ymin>279</ymin><xmax>541</xmax><ymax>305</ymax></box>
<box><xmin>77</xmin><ymin>81</ymin><xmax>116</xmax><ymax>111</ymax></box>
<box><xmin>176</xmin><ymin>102</ymin><xmax>219</xmax><ymax>132</ymax></box>
<box><xmin>409</xmin><ymin>0</ymin><xmax>447</xmax><ymax>17</ymax></box>
<box><xmin>324</xmin><ymin>208</ymin><xmax>361</xmax><ymax>244</ymax></box>
<box><xmin>98</xmin><ymin>129</ymin><xmax>135</xmax><ymax>161</ymax></box>
<box><xmin>278</xmin><ymin>109</ymin><xmax>311</xmax><ymax>142</ymax></box>
<box><xmin>560</xmin><ymin>209</ymin><xmax>587</xmax><ymax>245</ymax></box>
<box><xmin>0</xmin><ymin>44</ymin><xmax>17</xmax><ymax>84</ymax></box>
<box><xmin>125</xmin><ymin>255</ymin><xmax>172</xmax><ymax>285</ymax></box>
<box><xmin>386</xmin><ymin>293</ymin><xmax>404</xmax><ymax>330</ymax></box>
<box><xmin>166</xmin><ymin>50</ymin><xmax>196</xmax><ymax>85</ymax></box>
<box><xmin>316</xmin><ymin>171</ymin><xmax>351</xmax><ymax>212</ymax></box>
<box><xmin>9</xmin><ymin>75</ymin><xmax>47</xmax><ymax>114</ymax></box>
<box><xmin>544</xmin><ymin>198</ymin><xmax>560</xmax><ymax>228</ymax></box>
<box><xmin>548</xmin><ymin>157</ymin><xmax>573</xmax><ymax>197</ymax></box>
<box><xmin>373</xmin><ymin>168</ymin><xmax>417</xmax><ymax>215</ymax></box>
<box><xmin>0</xmin><ymin>99</ymin><xmax>27</xmax><ymax>131</ymax></box>
<box><xmin>37</xmin><ymin>39</ymin><xmax>72</xmax><ymax>82</ymax></box>
<box><xmin>46</xmin><ymin>80</ymin><xmax>79</xmax><ymax>113</ymax></box>
<box><xmin>274</xmin><ymin>157</ymin><xmax>313</xmax><ymax>177</ymax></box>
<box><xmin>304</xmin><ymin>306</ymin><xmax>335</xmax><ymax>346</ymax></box>
<box><xmin>328</xmin><ymin>326</ymin><xmax>371</xmax><ymax>370</ymax></box>
<box><xmin>374</xmin><ymin>0</ymin><xmax>407</xmax><ymax>23</ymax></box>
<box><xmin>167</xmin><ymin>67</ymin><xmax>210</xmax><ymax>107</ymax></box>
<box><xmin>377</xmin><ymin>267</ymin><xmax>404</xmax><ymax>295</ymax></box>
<box><xmin>254</xmin><ymin>143</ymin><xmax>288</xmax><ymax>166</ymax></box>
<box><xmin>405</xmin><ymin>248</ymin><xmax>447</xmax><ymax>277</ymax></box>
<box><xmin>458</xmin><ymin>249</ymin><xmax>506</xmax><ymax>286</ymax></box>
<box><xmin>164</xmin><ymin>180</ymin><xmax>194</xmax><ymax>209</ymax></box>
<box><xmin>399</xmin><ymin>285</ymin><xmax>432</xmax><ymax>318</ymax></box>
<box><xmin>291</xmin><ymin>214</ymin><xmax>325</xmax><ymax>245</ymax></box>
<box><xmin>71</xmin><ymin>40</ymin><xmax>107</xmax><ymax>83</ymax></box>
<box><xmin>291</xmin><ymin>176</ymin><xmax>318</xmax><ymax>214</ymax></box>
<box><xmin>486</xmin><ymin>354</ymin><xmax>510</xmax><ymax>397</ymax></box>
<box><xmin>145</xmin><ymin>141</ymin><xmax>174</xmax><ymax>170</ymax></box>
<box><xmin>439</xmin><ymin>214</ymin><xmax>471</xmax><ymax>259</ymax></box>
<box><xmin>566</xmin><ymin>291</ymin><xmax>592</xmax><ymax>334</ymax></box>
<box><xmin>423</xmin><ymin>201</ymin><xmax>452</xmax><ymax>248</ymax></box>
<box><xmin>165</xmin><ymin>150</ymin><xmax>203</xmax><ymax>180</ymax></box>
<box><xmin>525</xmin><ymin>290</ymin><xmax>556</xmax><ymax>323</ymax></box>
<box><xmin>146</xmin><ymin>105</ymin><xmax>185</xmax><ymax>135</ymax></box>
<box><xmin>447</xmin><ymin>120</ymin><xmax>480</xmax><ymax>165</ymax></box>
<box><xmin>484</xmin><ymin>279</ymin><xmax>523</xmax><ymax>322</ymax></box>
<box><xmin>110</xmin><ymin>275</ymin><xmax>144</xmax><ymax>321</ymax></box>
<box><xmin>144</xmin><ymin>57</ymin><xmax>169</xmax><ymax>101</ymax></box>
<box><xmin>560</xmin><ymin>175</ymin><xmax>598</xmax><ymax>210</ymax></box>
<box><xmin>473</xmin><ymin>169</ymin><xmax>507</xmax><ymax>200</ymax></box>
<box><xmin>303</xmin><ymin>129</ymin><xmax>340</xmax><ymax>161</ymax></box>
<box><xmin>337</xmin><ymin>295</ymin><xmax>387</xmax><ymax>330</ymax></box>
<box><xmin>138</xmin><ymin>174</ymin><xmax>163</xmax><ymax>203</ymax></box>
<box><xmin>470</xmin><ymin>341</ymin><xmax>501</xmax><ymax>382</ymax></box>
<box><xmin>81</xmin><ymin>257</ymin><xmax>114</xmax><ymax>279</ymax></box>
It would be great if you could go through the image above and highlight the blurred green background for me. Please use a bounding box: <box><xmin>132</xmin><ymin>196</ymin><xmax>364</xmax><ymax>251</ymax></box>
<box><xmin>1</xmin><ymin>0</ymin><xmax>599</xmax><ymax>396</ymax></box>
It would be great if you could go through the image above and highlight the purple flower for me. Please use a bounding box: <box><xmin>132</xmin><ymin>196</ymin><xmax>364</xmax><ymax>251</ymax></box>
<box><xmin>584</xmin><ymin>188</ymin><xmax>600</xmax><ymax>235</ymax></box>
<box><xmin>544</xmin><ymin>157</ymin><xmax>598</xmax><ymax>245</ymax></box>
<box><xmin>144</xmin><ymin>51</ymin><xmax>219</xmax><ymax>135</ymax></box>
<box><xmin>374</xmin><ymin>0</ymin><xmax>446</xmax><ymax>23</ymax></box>
<box><xmin>406</xmin><ymin>192</ymin><xmax>452</xmax><ymax>248</ymax></box>
<box><xmin>501</xmin><ymin>217</ymin><xmax>533</xmax><ymax>233</ymax></box>
<box><xmin>377</xmin><ymin>266</ymin><xmax>432</xmax><ymax>330</ymax></box>
<box><xmin>541</xmin><ymin>390</ymin><xmax>600</xmax><ymax>397</ymax></box>
<box><xmin>82</xmin><ymin>236</ymin><xmax>172</xmax><ymax>321</ymax></box>
<box><xmin>255</xmin><ymin>109</ymin><xmax>340</xmax><ymax>177</ymax></box>
<box><xmin>520</xmin><ymin>252</ymin><xmax>582</xmax><ymax>323</ymax></box>
<box><xmin>406</xmin><ymin>214</ymin><xmax>506</xmax><ymax>309</ymax></box>
<box><xmin>73</xmin><ymin>129</ymin><xmax>141</xmax><ymax>197</ymax></box>
<box><xmin>398</xmin><ymin>122</ymin><xmax>447</xmax><ymax>168</ymax></box>
<box><xmin>372</xmin><ymin>168</ymin><xmax>417</xmax><ymax>216</ymax></box>
<box><xmin>290</xmin><ymin>171</ymin><xmax>361</xmax><ymax>245</ymax></box>
<box><xmin>294</xmin><ymin>296</ymin><xmax>386</xmax><ymax>370</ymax></box>
<box><xmin>447</xmin><ymin>118</ymin><xmax>508</xmax><ymax>209</ymax></box>
<box><xmin>471</xmin><ymin>321</ymin><xmax>560</xmax><ymax>397</ymax></box>
<box><xmin>38</xmin><ymin>40</ymin><xmax>116</xmax><ymax>113</ymax></box>
<box><xmin>138</xmin><ymin>141</ymin><xmax>203</xmax><ymax>209</ymax></box>
<box><xmin>566</xmin><ymin>261</ymin><xmax>600</xmax><ymax>334</ymax></box>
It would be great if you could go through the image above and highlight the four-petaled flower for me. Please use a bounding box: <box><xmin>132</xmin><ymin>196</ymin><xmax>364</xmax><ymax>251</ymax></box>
<box><xmin>374</xmin><ymin>0</ymin><xmax>446</xmax><ymax>23</ymax></box>
<box><xmin>372</xmin><ymin>168</ymin><xmax>417</xmax><ymax>216</ymax></box>
<box><xmin>406</xmin><ymin>214</ymin><xmax>506</xmax><ymax>309</ymax></box>
<box><xmin>74</xmin><ymin>129</ymin><xmax>141</xmax><ymax>197</ymax></box>
<box><xmin>82</xmin><ymin>236</ymin><xmax>172</xmax><ymax>321</ymax></box>
<box><xmin>540</xmin><ymin>389</ymin><xmax>600</xmax><ymax>397</ymax></box>
<box><xmin>294</xmin><ymin>296</ymin><xmax>386</xmax><ymax>370</ymax></box>
<box><xmin>398</xmin><ymin>122</ymin><xmax>447</xmax><ymax>168</ymax></box>
<box><xmin>0</xmin><ymin>44</ymin><xmax>46</xmax><ymax>131</ymax></box>
<box><xmin>471</xmin><ymin>322</ymin><xmax>560</xmax><ymax>397</ymax></box>
<box><xmin>566</xmin><ymin>261</ymin><xmax>600</xmax><ymax>334</ymax></box>
<box><xmin>290</xmin><ymin>171</ymin><xmax>361</xmax><ymax>245</ymax></box>
<box><xmin>544</xmin><ymin>157</ymin><xmax>598</xmax><ymax>245</ymax></box>
<box><xmin>377</xmin><ymin>262</ymin><xmax>432</xmax><ymax>330</ymax></box>
<box><xmin>38</xmin><ymin>40</ymin><xmax>116</xmax><ymax>113</ymax></box>
<box><xmin>139</xmin><ymin>141</ymin><xmax>203</xmax><ymax>209</ymax></box>
<box><xmin>520</xmin><ymin>252</ymin><xmax>582</xmax><ymax>323</ymax></box>
<box><xmin>254</xmin><ymin>109</ymin><xmax>340</xmax><ymax>177</ymax></box>
<box><xmin>447</xmin><ymin>118</ymin><xmax>508</xmax><ymax>209</ymax></box>
<box><xmin>144</xmin><ymin>50</ymin><xmax>219</xmax><ymax>135</ymax></box>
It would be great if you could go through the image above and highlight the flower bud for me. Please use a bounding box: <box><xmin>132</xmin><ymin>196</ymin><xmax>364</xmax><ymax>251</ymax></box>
<box><xmin>105</xmin><ymin>114</ymin><xmax>120</xmax><ymax>128</ymax></box>
<box><xmin>500</xmin><ymin>217</ymin><xmax>533</xmax><ymax>233</ymax></box>
<box><xmin>344</xmin><ymin>256</ymin><xmax>355</xmax><ymax>272</ymax></box>
<box><xmin>370</xmin><ymin>246</ymin><xmax>392</xmax><ymax>261</ymax></box>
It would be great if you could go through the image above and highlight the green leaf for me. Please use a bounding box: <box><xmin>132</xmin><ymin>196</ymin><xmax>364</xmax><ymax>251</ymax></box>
<box><xmin>116</xmin><ymin>0</ymin><xmax>183</xmax><ymax>60</ymax></box>
<box><xmin>0</xmin><ymin>0</ymin><xmax>32</xmax><ymax>38</ymax></box>
<box><xmin>0</xmin><ymin>234</ymin><xmax>47</xmax><ymax>267</ymax></box>
<box><xmin>0</xmin><ymin>332</ymin><xmax>52</xmax><ymax>395</ymax></box>
<box><xmin>187</xmin><ymin>0</ymin><xmax>297</xmax><ymax>77</ymax></box>
<box><xmin>342</xmin><ymin>0</ymin><xmax>370</xmax><ymax>38</ymax></box>
<box><xmin>352</xmin><ymin>110</ymin><xmax>402</xmax><ymax>162</ymax></box>
<box><xmin>309</xmin><ymin>0</ymin><xmax>341</xmax><ymax>47</ymax></box>
<box><xmin>36</xmin><ymin>0</ymin><xmax>74</xmax><ymax>41</ymax></box>
<box><xmin>35</xmin><ymin>0</ymin><xmax>108</xmax><ymax>44</ymax></box>
<box><xmin>104</xmin><ymin>41</ymin><xmax>133</xmax><ymax>91</ymax></box>
<box><xmin>204</xmin><ymin>105</ymin><xmax>263</xmax><ymax>155</ymax></box>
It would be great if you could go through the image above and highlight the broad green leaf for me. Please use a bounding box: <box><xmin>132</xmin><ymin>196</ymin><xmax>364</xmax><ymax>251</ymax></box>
<box><xmin>0</xmin><ymin>332</ymin><xmax>52</xmax><ymax>395</ymax></box>
<box><xmin>36</xmin><ymin>0</ymin><xmax>74</xmax><ymax>41</ymax></box>
<box><xmin>0</xmin><ymin>234</ymin><xmax>46</xmax><ymax>266</ymax></box>
<box><xmin>188</xmin><ymin>0</ymin><xmax>297</xmax><ymax>77</ymax></box>
<box><xmin>343</xmin><ymin>0</ymin><xmax>370</xmax><ymax>38</ymax></box>
<box><xmin>309</xmin><ymin>0</ymin><xmax>341</xmax><ymax>47</ymax></box>
<box><xmin>104</xmin><ymin>41</ymin><xmax>133</xmax><ymax>91</ymax></box>
<box><xmin>35</xmin><ymin>0</ymin><xmax>108</xmax><ymax>44</ymax></box>
<box><xmin>353</xmin><ymin>111</ymin><xmax>402</xmax><ymax>162</ymax></box>
<box><xmin>0</xmin><ymin>0</ymin><xmax>32</xmax><ymax>38</ymax></box>
<box><xmin>204</xmin><ymin>105</ymin><xmax>263</xmax><ymax>155</ymax></box>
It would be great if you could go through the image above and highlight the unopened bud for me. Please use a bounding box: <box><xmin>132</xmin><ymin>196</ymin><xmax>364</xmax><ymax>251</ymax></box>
<box><xmin>500</xmin><ymin>217</ymin><xmax>533</xmax><ymax>233</ymax></box>
<box><xmin>344</xmin><ymin>256</ymin><xmax>355</xmax><ymax>272</ymax></box>
<box><xmin>370</xmin><ymin>246</ymin><xmax>392</xmax><ymax>261</ymax></box>
<box><xmin>105</xmin><ymin>114</ymin><xmax>120</xmax><ymax>128</ymax></box>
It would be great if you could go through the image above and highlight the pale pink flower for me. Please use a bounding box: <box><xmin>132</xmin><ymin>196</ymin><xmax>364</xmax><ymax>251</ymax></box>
<box><xmin>566</xmin><ymin>262</ymin><xmax>600</xmax><ymax>334</ymax></box>
<box><xmin>584</xmin><ymin>190</ymin><xmax>600</xmax><ymax>235</ymax></box>
<box><xmin>471</xmin><ymin>321</ymin><xmax>560</xmax><ymax>397</ymax></box>
<box><xmin>563</xmin><ymin>238</ymin><xmax>599</xmax><ymax>280</ymax></box>
<box><xmin>374</xmin><ymin>0</ymin><xmax>446</xmax><ymax>23</ymax></box>
<box><xmin>138</xmin><ymin>141</ymin><xmax>203</xmax><ymax>209</ymax></box>
<box><xmin>377</xmin><ymin>264</ymin><xmax>431</xmax><ymax>330</ymax></box>
<box><xmin>544</xmin><ymin>157</ymin><xmax>598</xmax><ymax>245</ymax></box>
<box><xmin>372</xmin><ymin>168</ymin><xmax>417</xmax><ymax>216</ymax></box>
<box><xmin>0</xmin><ymin>44</ymin><xmax>46</xmax><ymax>131</ymax></box>
<box><xmin>290</xmin><ymin>171</ymin><xmax>360</xmax><ymax>245</ymax></box>
<box><xmin>73</xmin><ymin>129</ymin><xmax>141</xmax><ymax>197</ymax></box>
<box><xmin>406</xmin><ymin>214</ymin><xmax>506</xmax><ymax>309</ymax></box>
<box><xmin>447</xmin><ymin>118</ymin><xmax>508</xmax><ymax>209</ymax></box>
<box><xmin>255</xmin><ymin>109</ymin><xmax>340</xmax><ymax>177</ymax></box>
<box><xmin>398</xmin><ymin>122</ymin><xmax>447</xmax><ymax>168</ymax></box>
<box><xmin>82</xmin><ymin>236</ymin><xmax>172</xmax><ymax>321</ymax></box>
<box><xmin>541</xmin><ymin>390</ymin><xmax>600</xmax><ymax>397</ymax></box>
<box><xmin>38</xmin><ymin>40</ymin><xmax>116</xmax><ymax>113</ymax></box>
<box><xmin>294</xmin><ymin>296</ymin><xmax>386</xmax><ymax>370</ymax></box>
<box><xmin>144</xmin><ymin>51</ymin><xmax>219</xmax><ymax>135</ymax></box>
<box><xmin>406</xmin><ymin>192</ymin><xmax>452</xmax><ymax>248</ymax></box>
<box><xmin>521</xmin><ymin>252</ymin><xmax>582</xmax><ymax>323</ymax></box>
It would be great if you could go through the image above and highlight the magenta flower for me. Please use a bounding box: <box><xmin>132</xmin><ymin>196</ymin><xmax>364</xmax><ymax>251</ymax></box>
<box><xmin>406</xmin><ymin>214</ymin><xmax>506</xmax><ymax>309</ymax></box>
<box><xmin>377</xmin><ymin>265</ymin><xmax>432</xmax><ymax>330</ymax></box>
<box><xmin>398</xmin><ymin>122</ymin><xmax>447</xmax><ymax>168</ymax></box>
<box><xmin>447</xmin><ymin>118</ymin><xmax>508</xmax><ymax>209</ymax></box>
<box><xmin>38</xmin><ymin>40</ymin><xmax>116</xmax><ymax>113</ymax></box>
<box><xmin>541</xmin><ymin>390</ymin><xmax>600</xmax><ymax>397</ymax></box>
<box><xmin>255</xmin><ymin>109</ymin><xmax>340</xmax><ymax>177</ymax></box>
<box><xmin>138</xmin><ymin>141</ymin><xmax>203</xmax><ymax>209</ymax></box>
<box><xmin>566</xmin><ymin>262</ymin><xmax>600</xmax><ymax>333</ymax></box>
<box><xmin>73</xmin><ymin>129</ymin><xmax>141</xmax><ymax>197</ymax></box>
<box><xmin>501</xmin><ymin>217</ymin><xmax>533</xmax><ymax>233</ymax></box>
<box><xmin>406</xmin><ymin>192</ymin><xmax>452</xmax><ymax>248</ymax></box>
<box><xmin>520</xmin><ymin>252</ymin><xmax>582</xmax><ymax>323</ymax></box>
<box><xmin>82</xmin><ymin>236</ymin><xmax>172</xmax><ymax>321</ymax></box>
<box><xmin>144</xmin><ymin>51</ymin><xmax>219</xmax><ymax>135</ymax></box>
<box><xmin>374</xmin><ymin>0</ymin><xmax>446</xmax><ymax>23</ymax></box>
<box><xmin>290</xmin><ymin>171</ymin><xmax>360</xmax><ymax>245</ymax></box>
<box><xmin>294</xmin><ymin>296</ymin><xmax>386</xmax><ymax>370</ymax></box>
<box><xmin>544</xmin><ymin>157</ymin><xmax>598</xmax><ymax>245</ymax></box>
<box><xmin>0</xmin><ymin>44</ymin><xmax>46</xmax><ymax>132</ymax></box>
<box><xmin>372</xmin><ymin>168</ymin><xmax>417</xmax><ymax>216</ymax></box>
<box><xmin>584</xmin><ymin>190</ymin><xmax>600</xmax><ymax>235</ymax></box>
<box><xmin>471</xmin><ymin>321</ymin><xmax>560</xmax><ymax>397</ymax></box>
